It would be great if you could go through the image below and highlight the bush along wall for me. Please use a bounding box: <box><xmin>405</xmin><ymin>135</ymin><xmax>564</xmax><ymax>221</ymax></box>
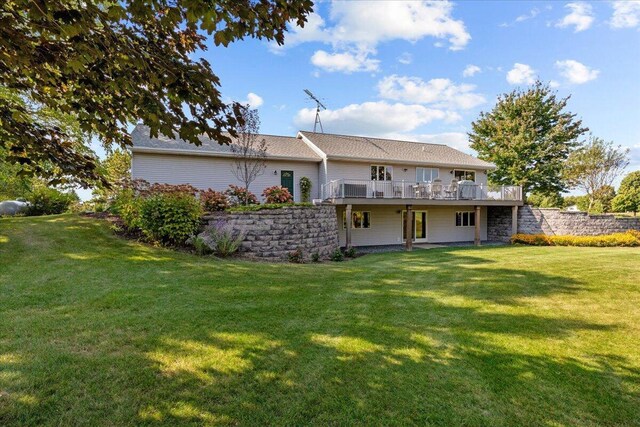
<box><xmin>511</xmin><ymin>230</ymin><xmax>640</xmax><ymax>247</ymax></box>
<box><xmin>202</xmin><ymin>205</ymin><xmax>339</xmax><ymax>261</ymax></box>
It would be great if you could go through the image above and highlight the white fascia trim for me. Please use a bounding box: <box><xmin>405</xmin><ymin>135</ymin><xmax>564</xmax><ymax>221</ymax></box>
<box><xmin>297</xmin><ymin>132</ymin><xmax>328</xmax><ymax>159</ymax></box>
<box><xmin>131</xmin><ymin>146</ymin><xmax>322</xmax><ymax>163</ymax></box>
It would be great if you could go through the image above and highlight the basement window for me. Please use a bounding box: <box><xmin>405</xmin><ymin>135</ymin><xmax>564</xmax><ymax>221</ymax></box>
<box><xmin>455</xmin><ymin>211</ymin><xmax>475</xmax><ymax>227</ymax></box>
<box><xmin>343</xmin><ymin>211</ymin><xmax>371</xmax><ymax>229</ymax></box>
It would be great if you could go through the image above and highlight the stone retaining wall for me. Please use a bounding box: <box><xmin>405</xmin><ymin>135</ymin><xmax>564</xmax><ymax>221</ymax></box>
<box><xmin>204</xmin><ymin>206</ymin><xmax>338</xmax><ymax>260</ymax></box>
<box><xmin>488</xmin><ymin>205</ymin><xmax>640</xmax><ymax>241</ymax></box>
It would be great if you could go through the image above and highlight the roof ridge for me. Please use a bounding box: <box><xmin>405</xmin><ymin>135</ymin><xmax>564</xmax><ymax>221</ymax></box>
<box><xmin>299</xmin><ymin>130</ymin><xmax>451</xmax><ymax>148</ymax></box>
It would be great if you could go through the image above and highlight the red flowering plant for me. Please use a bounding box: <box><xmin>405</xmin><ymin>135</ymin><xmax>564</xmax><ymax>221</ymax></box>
<box><xmin>225</xmin><ymin>185</ymin><xmax>259</xmax><ymax>206</ymax></box>
<box><xmin>200</xmin><ymin>189</ymin><xmax>229</xmax><ymax>212</ymax></box>
<box><xmin>262</xmin><ymin>185</ymin><xmax>293</xmax><ymax>204</ymax></box>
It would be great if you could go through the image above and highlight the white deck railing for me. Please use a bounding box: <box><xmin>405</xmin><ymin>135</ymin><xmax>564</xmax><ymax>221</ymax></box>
<box><xmin>320</xmin><ymin>179</ymin><xmax>522</xmax><ymax>202</ymax></box>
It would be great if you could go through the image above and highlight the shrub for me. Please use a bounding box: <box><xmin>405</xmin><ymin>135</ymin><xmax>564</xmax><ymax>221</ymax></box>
<box><xmin>203</xmin><ymin>220</ymin><xmax>245</xmax><ymax>257</ymax></box>
<box><xmin>200</xmin><ymin>189</ymin><xmax>229</xmax><ymax>212</ymax></box>
<box><xmin>262</xmin><ymin>185</ymin><xmax>293</xmax><ymax>204</ymax></box>
<box><xmin>344</xmin><ymin>246</ymin><xmax>357</xmax><ymax>258</ymax></box>
<box><xmin>288</xmin><ymin>249</ymin><xmax>304</xmax><ymax>263</ymax></box>
<box><xmin>138</xmin><ymin>193</ymin><xmax>202</xmax><ymax>245</ymax></box>
<box><xmin>330</xmin><ymin>248</ymin><xmax>344</xmax><ymax>262</ymax></box>
<box><xmin>300</xmin><ymin>177</ymin><xmax>312</xmax><ymax>203</ymax></box>
<box><xmin>511</xmin><ymin>234</ymin><xmax>553</xmax><ymax>246</ymax></box>
<box><xmin>193</xmin><ymin>236</ymin><xmax>213</xmax><ymax>256</ymax></box>
<box><xmin>112</xmin><ymin>188</ymin><xmax>143</xmax><ymax>230</ymax></box>
<box><xmin>311</xmin><ymin>252</ymin><xmax>320</xmax><ymax>263</ymax></box>
<box><xmin>511</xmin><ymin>231</ymin><xmax>640</xmax><ymax>247</ymax></box>
<box><xmin>27</xmin><ymin>186</ymin><xmax>78</xmax><ymax>216</ymax></box>
<box><xmin>226</xmin><ymin>185</ymin><xmax>258</xmax><ymax>206</ymax></box>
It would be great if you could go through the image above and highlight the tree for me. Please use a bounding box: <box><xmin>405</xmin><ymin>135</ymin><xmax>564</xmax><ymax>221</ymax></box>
<box><xmin>564</xmin><ymin>135</ymin><xmax>629</xmax><ymax>211</ymax></box>
<box><xmin>563</xmin><ymin>195</ymin><xmax>589</xmax><ymax>211</ymax></box>
<box><xmin>591</xmin><ymin>185</ymin><xmax>616</xmax><ymax>213</ymax></box>
<box><xmin>230</xmin><ymin>107</ymin><xmax>268</xmax><ymax>206</ymax></box>
<box><xmin>92</xmin><ymin>148</ymin><xmax>132</xmax><ymax>202</ymax></box>
<box><xmin>527</xmin><ymin>191</ymin><xmax>564</xmax><ymax>208</ymax></box>
<box><xmin>612</xmin><ymin>171</ymin><xmax>640</xmax><ymax>216</ymax></box>
<box><xmin>469</xmin><ymin>81</ymin><xmax>588</xmax><ymax>197</ymax></box>
<box><xmin>1</xmin><ymin>0</ymin><xmax>313</xmax><ymax>185</ymax></box>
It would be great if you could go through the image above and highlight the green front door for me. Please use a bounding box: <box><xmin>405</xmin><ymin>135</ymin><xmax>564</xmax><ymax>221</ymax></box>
<box><xmin>281</xmin><ymin>170</ymin><xmax>294</xmax><ymax>199</ymax></box>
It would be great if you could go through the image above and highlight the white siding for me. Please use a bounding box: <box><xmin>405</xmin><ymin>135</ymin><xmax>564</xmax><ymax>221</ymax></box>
<box><xmin>336</xmin><ymin>205</ymin><xmax>488</xmax><ymax>246</ymax></box>
<box><xmin>325</xmin><ymin>160</ymin><xmax>488</xmax><ymax>186</ymax></box>
<box><xmin>132</xmin><ymin>153</ymin><xmax>320</xmax><ymax>202</ymax></box>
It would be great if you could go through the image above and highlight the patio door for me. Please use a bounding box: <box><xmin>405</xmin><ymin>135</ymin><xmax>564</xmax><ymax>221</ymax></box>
<box><xmin>402</xmin><ymin>210</ymin><xmax>428</xmax><ymax>242</ymax></box>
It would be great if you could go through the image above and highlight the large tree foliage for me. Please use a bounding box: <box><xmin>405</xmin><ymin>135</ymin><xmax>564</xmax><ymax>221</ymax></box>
<box><xmin>612</xmin><ymin>171</ymin><xmax>640</xmax><ymax>216</ymax></box>
<box><xmin>230</xmin><ymin>107</ymin><xmax>268</xmax><ymax>205</ymax></box>
<box><xmin>0</xmin><ymin>0</ymin><xmax>313</xmax><ymax>185</ymax></box>
<box><xmin>92</xmin><ymin>148</ymin><xmax>131</xmax><ymax>202</ymax></box>
<box><xmin>564</xmin><ymin>135</ymin><xmax>629</xmax><ymax>211</ymax></box>
<box><xmin>469</xmin><ymin>81</ymin><xmax>588</xmax><ymax>196</ymax></box>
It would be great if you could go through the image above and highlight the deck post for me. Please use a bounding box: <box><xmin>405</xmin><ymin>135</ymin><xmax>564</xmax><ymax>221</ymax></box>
<box><xmin>474</xmin><ymin>205</ymin><xmax>481</xmax><ymax>246</ymax></box>
<box><xmin>511</xmin><ymin>205</ymin><xmax>519</xmax><ymax>237</ymax></box>
<box><xmin>345</xmin><ymin>204</ymin><xmax>352</xmax><ymax>249</ymax></box>
<box><xmin>405</xmin><ymin>204</ymin><xmax>413</xmax><ymax>251</ymax></box>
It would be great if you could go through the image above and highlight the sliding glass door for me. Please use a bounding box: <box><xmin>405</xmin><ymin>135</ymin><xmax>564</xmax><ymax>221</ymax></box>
<box><xmin>402</xmin><ymin>210</ymin><xmax>428</xmax><ymax>242</ymax></box>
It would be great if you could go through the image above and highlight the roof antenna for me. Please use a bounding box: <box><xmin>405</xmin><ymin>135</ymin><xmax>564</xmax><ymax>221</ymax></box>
<box><xmin>304</xmin><ymin>89</ymin><xmax>326</xmax><ymax>133</ymax></box>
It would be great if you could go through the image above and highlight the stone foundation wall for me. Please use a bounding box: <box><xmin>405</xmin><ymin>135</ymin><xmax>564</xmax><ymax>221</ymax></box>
<box><xmin>488</xmin><ymin>205</ymin><xmax>640</xmax><ymax>241</ymax></box>
<box><xmin>204</xmin><ymin>206</ymin><xmax>338</xmax><ymax>260</ymax></box>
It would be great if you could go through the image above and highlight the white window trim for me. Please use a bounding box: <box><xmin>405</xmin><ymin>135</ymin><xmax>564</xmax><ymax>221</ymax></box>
<box><xmin>370</xmin><ymin>165</ymin><xmax>393</xmax><ymax>181</ymax></box>
<box><xmin>455</xmin><ymin>211</ymin><xmax>476</xmax><ymax>227</ymax></box>
<box><xmin>343</xmin><ymin>211</ymin><xmax>372</xmax><ymax>229</ymax></box>
<box><xmin>453</xmin><ymin>169</ymin><xmax>476</xmax><ymax>182</ymax></box>
<box><xmin>416</xmin><ymin>167</ymin><xmax>439</xmax><ymax>183</ymax></box>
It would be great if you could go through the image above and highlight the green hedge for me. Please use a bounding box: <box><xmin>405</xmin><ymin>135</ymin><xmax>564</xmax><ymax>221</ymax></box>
<box><xmin>138</xmin><ymin>193</ymin><xmax>202</xmax><ymax>245</ymax></box>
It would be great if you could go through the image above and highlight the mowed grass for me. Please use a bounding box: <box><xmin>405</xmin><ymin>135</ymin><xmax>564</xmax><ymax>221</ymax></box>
<box><xmin>1</xmin><ymin>215</ymin><xmax>640</xmax><ymax>426</ymax></box>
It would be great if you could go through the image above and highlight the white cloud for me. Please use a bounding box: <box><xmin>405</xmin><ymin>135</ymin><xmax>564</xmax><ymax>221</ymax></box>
<box><xmin>398</xmin><ymin>52</ymin><xmax>413</xmax><ymax>65</ymax></box>
<box><xmin>610</xmin><ymin>1</ymin><xmax>640</xmax><ymax>28</ymax></box>
<box><xmin>294</xmin><ymin>101</ymin><xmax>461</xmax><ymax>135</ymax></box>
<box><xmin>506</xmin><ymin>63</ymin><xmax>536</xmax><ymax>85</ymax></box>
<box><xmin>462</xmin><ymin>64</ymin><xmax>481</xmax><ymax>77</ymax></box>
<box><xmin>310</xmin><ymin>49</ymin><xmax>380</xmax><ymax>73</ymax></box>
<box><xmin>377</xmin><ymin>75</ymin><xmax>485</xmax><ymax>110</ymax></box>
<box><xmin>242</xmin><ymin>92</ymin><xmax>263</xmax><ymax>108</ymax></box>
<box><xmin>556</xmin><ymin>2</ymin><xmax>595</xmax><ymax>32</ymax></box>
<box><xmin>276</xmin><ymin>1</ymin><xmax>470</xmax><ymax>73</ymax></box>
<box><xmin>549</xmin><ymin>80</ymin><xmax>561</xmax><ymax>88</ymax></box>
<box><xmin>516</xmin><ymin>8</ymin><xmax>541</xmax><ymax>23</ymax></box>
<box><xmin>555</xmin><ymin>59</ymin><xmax>599</xmax><ymax>84</ymax></box>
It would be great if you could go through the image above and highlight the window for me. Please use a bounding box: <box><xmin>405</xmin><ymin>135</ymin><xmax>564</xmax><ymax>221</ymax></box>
<box><xmin>343</xmin><ymin>211</ymin><xmax>371</xmax><ymax>229</ymax></box>
<box><xmin>455</xmin><ymin>211</ymin><xmax>476</xmax><ymax>227</ymax></box>
<box><xmin>371</xmin><ymin>165</ymin><xmax>393</xmax><ymax>181</ymax></box>
<box><xmin>416</xmin><ymin>167</ymin><xmax>439</xmax><ymax>182</ymax></box>
<box><xmin>454</xmin><ymin>170</ymin><xmax>476</xmax><ymax>182</ymax></box>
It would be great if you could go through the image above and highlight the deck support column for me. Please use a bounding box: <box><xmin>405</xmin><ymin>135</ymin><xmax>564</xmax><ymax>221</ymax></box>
<box><xmin>405</xmin><ymin>204</ymin><xmax>413</xmax><ymax>251</ymax></box>
<box><xmin>345</xmin><ymin>204</ymin><xmax>352</xmax><ymax>249</ymax></box>
<box><xmin>474</xmin><ymin>205</ymin><xmax>481</xmax><ymax>246</ymax></box>
<box><xmin>511</xmin><ymin>205</ymin><xmax>519</xmax><ymax>237</ymax></box>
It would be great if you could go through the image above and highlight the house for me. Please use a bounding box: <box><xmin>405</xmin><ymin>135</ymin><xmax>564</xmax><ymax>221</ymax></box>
<box><xmin>131</xmin><ymin>125</ymin><xmax>523</xmax><ymax>248</ymax></box>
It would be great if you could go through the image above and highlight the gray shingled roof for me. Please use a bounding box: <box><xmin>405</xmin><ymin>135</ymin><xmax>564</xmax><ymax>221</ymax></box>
<box><xmin>298</xmin><ymin>131</ymin><xmax>495</xmax><ymax>169</ymax></box>
<box><xmin>131</xmin><ymin>124</ymin><xmax>322</xmax><ymax>161</ymax></box>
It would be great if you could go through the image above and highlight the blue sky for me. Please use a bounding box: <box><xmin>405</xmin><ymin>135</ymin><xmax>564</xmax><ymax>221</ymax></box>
<box><xmin>204</xmin><ymin>0</ymin><xmax>640</xmax><ymax>173</ymax></box>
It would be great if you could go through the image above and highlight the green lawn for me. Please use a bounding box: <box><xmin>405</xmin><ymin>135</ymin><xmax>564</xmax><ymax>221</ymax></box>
<box><xmin>1</xmin><ymin>215</ymin><xmax>640</xmax><ymax>426</ymax></box>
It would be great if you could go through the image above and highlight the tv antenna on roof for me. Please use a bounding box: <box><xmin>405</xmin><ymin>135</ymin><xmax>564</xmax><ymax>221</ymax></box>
<box><xmin>304</xmin><ymin>89</ymin><xmax>326</xmax><ymax>133</ymax></box>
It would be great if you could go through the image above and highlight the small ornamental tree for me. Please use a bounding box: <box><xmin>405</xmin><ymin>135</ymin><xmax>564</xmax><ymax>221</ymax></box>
<box><xmin>262</xmin><ymin>186</ymin><xmax>293</xmax><ymax>204</ymax></box>
<box><xmin>612</xmin><ymin>171</ymin><xmax>640</xmax><ymax>216</ymax></box>
<box><xmin>469</xmin><ymin>81</ymin><xmax>588</xmax><ymax>197</ymax></box>
<box><xmin>230</xmin><ymin>107</ymin><xmax>268</xmax><ymax>205</ymax></box>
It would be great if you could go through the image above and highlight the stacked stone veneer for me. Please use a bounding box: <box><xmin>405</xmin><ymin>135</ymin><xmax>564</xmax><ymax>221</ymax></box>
<box><xmin>488</xmin><ymin>205</ymin><xmax>640</xmax><ymax>241</ymax></box>
<box><xmin>204</xmin><ymin>206</ymin><xmax>338</xmax><ymax>260</ymax></box>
